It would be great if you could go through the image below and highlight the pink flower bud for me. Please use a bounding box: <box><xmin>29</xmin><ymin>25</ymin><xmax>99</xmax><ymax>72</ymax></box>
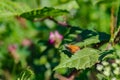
<box><xmin>8</xmin><ymin>44</ymin><xmax>17</xmax><ymax>53</ymax></box>
<box><xmin>22</xmin><ymin>39</ymin><xmax>32</xmax><ymax>46</ymax></box>
<box><xmin>49</xmin><ymin>32</ymin><xmax>55</xmax><ymax>44</ymax></box>
<box><xmin>49</xmin><ymin>31</ymin><xmax>63</xmax><ymax>47</ymax></box>
<box><xmin>8</xmin><ymin>44</ymin><xmax>19</xmax><ymax>63</ymax></box>
<box><xmin>54</xmin><ymin>31</ymin><xmax>63</xmax><ymax>40</ymax></box>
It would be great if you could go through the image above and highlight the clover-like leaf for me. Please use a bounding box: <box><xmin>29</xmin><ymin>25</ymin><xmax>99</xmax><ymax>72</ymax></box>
<box><xmin>54</xmin><ymin>48</ymin><xmax>100</xmax><ymax>70</ymax></box>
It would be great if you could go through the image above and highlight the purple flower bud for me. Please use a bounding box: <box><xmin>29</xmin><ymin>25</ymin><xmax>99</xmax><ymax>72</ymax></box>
<box><xmin>8</xmin><ymin>44</ymin><xmax>17</xmax><ymax>53</ymax></box>
<box><xmin>49</xmin><ymin>31</ymin><xmax>63</xmax><ymax>47</ymax></box>
<box><xmin>49</xmin><ymin>32</ymin><xmax>55</xmax><ymax>44</ymax></box>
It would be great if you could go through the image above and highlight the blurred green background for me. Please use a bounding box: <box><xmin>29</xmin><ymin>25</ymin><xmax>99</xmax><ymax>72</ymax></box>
<box><xmin>0</xmin><ymin>0</ymin><xmax>119</xmax><ymax>80</ymax></box>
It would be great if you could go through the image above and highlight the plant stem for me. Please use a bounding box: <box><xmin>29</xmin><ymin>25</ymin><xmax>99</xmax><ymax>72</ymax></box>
<box><xmin>48</xmin><ymin>17</ymin><xmax>72</xmax><ymax>28</ymax></box>
<box><xmin>110</xmin><ymin>0</ymin><xmax>120</xmax><ymax>45</ymax></box>
<box><xmin>67</xmin><ymin>69</ymin><xmax>80</xmax><ymax>80</ymax></box>
<box><xmin>54</xmin><ymin>69</ymin><xmax>80</xmax><ymax>80</ymax></box>
<box><xmin>33</xmin><ymin>16</ymin><xmax>72</xmax><ymax>27</ymax></box>
<box><xmin>110</xmin><ymin>6</ymin><xmax>115</xmax><ymax>46</ymax></box>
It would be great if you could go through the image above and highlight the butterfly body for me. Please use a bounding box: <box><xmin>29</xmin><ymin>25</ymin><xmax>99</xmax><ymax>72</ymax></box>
<box><xmin>65</xmin><ymin>44</ymin><xmax>80</xmax><ymax>53</ymax></box>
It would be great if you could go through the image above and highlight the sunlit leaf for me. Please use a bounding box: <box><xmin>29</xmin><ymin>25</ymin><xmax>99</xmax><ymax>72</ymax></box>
<box><xmin>75</xmin><ymin>35</ymin><xmax>100</xmax><ymax>47</ymax></box>
<box><xmin>0</xmin><ymin>0</ymin><xmax>30</xmax><ymax>18</ymax></box>
<box><xmin>54</xmin><ymin>48</ymin><xmax>99</xmax><ymax>70</ymax></box>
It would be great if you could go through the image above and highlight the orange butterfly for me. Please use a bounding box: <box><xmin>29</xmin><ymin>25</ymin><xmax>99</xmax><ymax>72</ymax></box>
<box><xmin>65</xmin><ymin>44</ymin><xmax>80</xmax><ymax>53</ymax></box>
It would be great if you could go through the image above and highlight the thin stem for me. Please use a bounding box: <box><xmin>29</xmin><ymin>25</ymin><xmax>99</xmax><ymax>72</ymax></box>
<box><xmin>115</xmin><ymin>0</ymin><xmax>120</xmax><ymax>28</ymax></box>
<box><xmin>113</xmin><ymin>0</ymin><xmax>120</xmax><ymax>44</ymax></box>
<box><xmin>110</xmin><ymin>0</ymin><xmax>120</xmax><ymax>45</ymax></box>
<box><xmin>33</xmin><ymin>16</ymin><xmax>72</xmax><ymax>27</ymax></box>
<box><xmin>12</xmin><ymin>63</ymin><xmax>16</xmax><ymax>80</ymax></box>
<box><xmin>114</xmin><ymin>28</ymin><xmax>120</xmax><ymax>44</ymax></box>
<box><xmin>48</xmin><ymin>17</ymin><xmax>72</xmax><ymax>28</ymax></box>
<box><xmin>110</xmin><ymin>6</ymin><xmax>115</xmax><ymax>45</ymax></box>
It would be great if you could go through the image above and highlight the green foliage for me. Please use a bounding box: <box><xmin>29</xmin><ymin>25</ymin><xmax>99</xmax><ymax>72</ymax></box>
<box><xmin>54</xmin><ymin>48</ymin><xmax>99</xmax><ymax>70</ymax></box>
<box><xmin>75</xmin><ymin>35</ymin><xmax>100</xmax><ymax>47</ymax></box>
<box><xmin>0</xmin><ymin>0</ymin><xmax>68</xmax><ymax>20</ymax></box>
<box><xmin>17</xmin><ymin>68</ymin><xmax>34</xmax><ymax>80</ymax></box>
<box><xmin>64</xmin><ymin>26</ymin><xmax>110</xmax><ymax>46</ymax></box>
<box><xmin>99</xmin><ymin>49</ymin><xmax>115</xmax><ymax>60</ymax></box>
<box><xmin>20</xmin><ymin>7</ymin><xmax>69</xmax><ymax>20</ymax></box>
<box><xmin>0</xmin><ymin>0</ymin><xmax>120</xmax><ymax>80</ymax></box>
<box><xmin>96</xmin><ymin>58</ymin><xmax>120</xmax><ymax>80</ymax></box>
<box><xmin>0</xmin><ymin>0</ymin><xmax>30</xmax><ymax>18</ymax></box>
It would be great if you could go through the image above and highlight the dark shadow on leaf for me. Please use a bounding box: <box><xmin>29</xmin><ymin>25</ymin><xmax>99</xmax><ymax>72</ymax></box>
<box><xmin>62</xmin><ymin>50</ymin><xmax>72</xmax><ymax>57</ymax></box>
<box><xmin>98</xmin><ymin>32</ymin><xmax>110</xmax><ymax>42</ymax></box>
<box><xmin>80</xmin><ymin>29</ymin><xmax>97</xmax><ymax>40</ymax></box>
<box><xmin>99</xmin><ymin>50</ymin><xmax>115</xmax><ymax>60</ymax></box>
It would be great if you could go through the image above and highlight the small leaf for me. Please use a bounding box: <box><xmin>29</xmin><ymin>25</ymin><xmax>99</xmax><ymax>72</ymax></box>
<box><xmin>20</xmin><ymin>7</ymin><xmax>69</xmax><ymax>20</ymax></box>
<box><xmin>99</xmin><ymin>49</ymin><xmax>115</xmax><ymax>60</ymax></box>
<box><xmin>64</xmin><ymin>27</ymin><xmax>82</xmax><ymax>43</ymax></box>
<box><xmin>54</xmin><ymin>48</ymin><xmax>99</xmax><ymax>70</ymax></box>
<box><xmin>17</xmin><ymin>68</ymin><xmax>34</xmax><ymax>80</ymax></box>
<box><xmin>75</xmin><ymin>35</ymin><xmax>100</xmax><ymax>47</ymax></box>
<box><xmin>60</xmin><ymin>52</ymin><xmax>70</xmax><ymax>63</ymax></box>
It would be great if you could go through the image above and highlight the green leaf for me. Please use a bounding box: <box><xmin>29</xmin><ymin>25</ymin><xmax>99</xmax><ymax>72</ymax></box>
<box><xmin>63</xmin><ymin>27</ymin><xmax>82</xmax><ymax>43</ymax></box>
<box><xmin>114</xmin><ymin>27</ymin><xmax>120</xmax><ymax>44</ymax></box>
<box><xmin>115</xmin><ymin>44</ymin><xmax>120</xmax><ymax>57</ymax></box>
<box><xmin>64</xmin><ymin>27</ymin><xmax>110</xmax><ymax>44</ymax></box>
<box><xmin>54</xmin><ymin>48</ymin><xmax>99</xmax><ymax>70</ymax></box>
<box><xmin>0</xmin><ymin>0</ymin><xmax>30</xmax><ymax>18</ymax></box>
<box><xmin>17</xmin><ymin>68</ymin><xmax>34</xmax><ymax>80</ymax></box>
<box><xmin>20</xmin><ymin>7</ymin><xmax>69</xmax><ymax>20</ymax></box>
<box><xmin>75</xmin><ymin>35</ymin><xmax>100</xmax><ymax>47</ymax></box>
<box><xmin>99</xmin><ymin>49</ymin><xmax>115</xmax><ymax>60</ymax></box>
<box><xmin>55</xmin><ymin>0</ymin><xmax>79</xmax><ymax>10</ymax></box>
<box><xmin>90</xmin><ymin>0</ymin><xmax>117</xmax><ymax>5</ymax></box>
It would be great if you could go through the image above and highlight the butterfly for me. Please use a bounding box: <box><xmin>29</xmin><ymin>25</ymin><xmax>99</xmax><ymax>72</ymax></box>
<box><xmin>65</xmin><ymin>44</ymin><xmax>80</xmax><ymax>53</ymax></box>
